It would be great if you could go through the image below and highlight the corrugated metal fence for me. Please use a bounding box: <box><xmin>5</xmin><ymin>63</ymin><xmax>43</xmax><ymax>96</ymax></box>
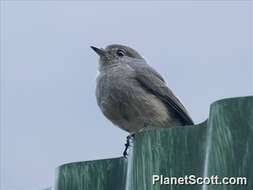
<box><xmin>53</xmin><ymin>96</ymin><xmax>253</xmax><ymax>190</ymax></box>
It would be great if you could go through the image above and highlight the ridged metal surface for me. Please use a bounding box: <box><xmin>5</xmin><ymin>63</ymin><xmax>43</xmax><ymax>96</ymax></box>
<box><xmin>54</xmin><ymin>158</ymin><xmax>127</xmax><ymax>190</ymax></box>
<box><xmin>54</xmin><ymin>96</ymin><xmax>253</xmax><ymax>190</ymax></box>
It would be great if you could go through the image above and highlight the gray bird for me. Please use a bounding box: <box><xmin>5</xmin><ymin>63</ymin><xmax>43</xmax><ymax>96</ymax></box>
<box><xmin>91</xmin><ymin>44</ymin><xmax>194</xmax><ymax>135</ymax></box>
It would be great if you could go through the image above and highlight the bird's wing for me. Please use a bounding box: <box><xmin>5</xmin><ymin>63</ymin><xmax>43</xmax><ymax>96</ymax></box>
<box><xmin>128</xmin><ymin>60</ymin><xmax>194</xmax><ymax>125</ymax></box>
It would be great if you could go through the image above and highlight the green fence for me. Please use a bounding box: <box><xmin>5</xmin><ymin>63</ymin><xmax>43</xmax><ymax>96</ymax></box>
<box><xmin>53</xmin><ymin>96</ymin><xmax>253</xmax><ymax>190</ymax></box>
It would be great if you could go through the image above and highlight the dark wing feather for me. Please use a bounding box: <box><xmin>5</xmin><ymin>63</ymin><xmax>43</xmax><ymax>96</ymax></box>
<box><xmin>128</xmin><ymin>60</ymin><xmax>194</xmax><ymax>125</ymax></box>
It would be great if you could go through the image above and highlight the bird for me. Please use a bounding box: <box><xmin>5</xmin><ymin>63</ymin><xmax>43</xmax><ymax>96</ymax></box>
<box><xmin>91</xmin><ymin>44</ymin><xmax>194</xmax><ymax>156</ymax></box>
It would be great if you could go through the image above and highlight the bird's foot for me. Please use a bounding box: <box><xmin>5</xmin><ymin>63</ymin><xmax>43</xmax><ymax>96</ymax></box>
<box><xmin>123</xmin><ymin>134</ymin><xmax>135</xmax><ymax>158</ymax></box>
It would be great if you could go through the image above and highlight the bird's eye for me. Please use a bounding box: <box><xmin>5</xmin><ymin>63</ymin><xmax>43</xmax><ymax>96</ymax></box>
<box><xmin>116</xmin><ymin>49</ymin><xmax>125</xmax><ymax>57</ymax></box>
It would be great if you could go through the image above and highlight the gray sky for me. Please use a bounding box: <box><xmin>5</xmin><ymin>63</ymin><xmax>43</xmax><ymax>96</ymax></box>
<box><xmin>1</xmin><ymin>1</ymin><xmax>252</xmax><ymax>190</ymax></box>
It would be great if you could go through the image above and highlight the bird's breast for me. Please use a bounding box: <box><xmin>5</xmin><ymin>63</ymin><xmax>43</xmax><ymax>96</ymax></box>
<box><xmin>96</xmin><ymin>65</ymin><xmax>137</xmax><ymax>114</ymax></box>
<box><xmin>95</xmin><ymin>65</ymin><xmax>175</xmax><ymax>132</ymax></box>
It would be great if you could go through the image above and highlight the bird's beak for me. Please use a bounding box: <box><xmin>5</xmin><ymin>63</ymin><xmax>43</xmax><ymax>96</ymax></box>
<box><xmin>90</xmin><ymin>46</ymin><xmax>106</xmax><ymax>57</ymax></box>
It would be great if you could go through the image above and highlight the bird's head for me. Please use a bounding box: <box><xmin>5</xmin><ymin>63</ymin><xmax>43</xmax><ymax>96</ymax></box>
<box><xmin>91</xmin><ymin>44</ymin><xmax>144</xmax><ymax>70</ymax></box>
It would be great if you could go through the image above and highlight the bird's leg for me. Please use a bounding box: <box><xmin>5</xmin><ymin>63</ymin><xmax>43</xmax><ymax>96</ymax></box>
<box><xmin>123</xmin><ymin>134</ymin><xmax>135</xmax><ymax>158</ymax></box>
<box><xmin>123</xmin><ymin>136</ymin><xmax>130</xmax><ymax>158</ymax></box>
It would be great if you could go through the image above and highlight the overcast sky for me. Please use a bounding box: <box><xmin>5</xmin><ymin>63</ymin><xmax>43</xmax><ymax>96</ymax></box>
<box><xmin>1</xmin><ymin>1</ymin><xmax>252</xmax><ymax>190</ymax></box>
